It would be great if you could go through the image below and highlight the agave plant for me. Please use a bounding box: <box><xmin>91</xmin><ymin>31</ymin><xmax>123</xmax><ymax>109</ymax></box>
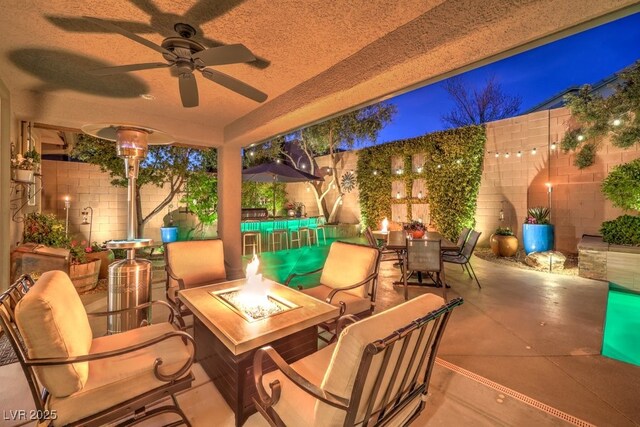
<box><xmin>525</xmin><ymin>207</ymin><xmax>550</xmax><ymax>225</ymax></box>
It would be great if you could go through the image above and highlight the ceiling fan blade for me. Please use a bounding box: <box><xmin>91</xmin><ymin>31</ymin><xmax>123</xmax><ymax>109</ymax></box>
<box><xmin>84</xmin><ymin>16</ymin><xmax>177</xmax><ymax>60</ymax></box>
<box><xmin>89</xmin><ymin>62</ymin><xmax>170</xmax><ymax>76</ymax></box>
<box><xmin>201</xmin><ymin>68</ymin><xmax>267</xmax><ymax>103</ymax></box>
<box><xmin>192</xmin><ymin>44</ymin><xmax>256</xmax><ymax>66</ymax></box>
<box><xmin>179</xmin><ymin>73</ymin><xmax>199</xmax><ymax>108</ymax></box>
<box><xmin>202</xmin><ymin>36</ymin><xmax>271</xmax><ymax>69</ymax></box>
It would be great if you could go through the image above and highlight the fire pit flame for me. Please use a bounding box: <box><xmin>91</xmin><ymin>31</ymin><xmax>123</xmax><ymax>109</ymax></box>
<box><xmin>240</xmin><ymin>254</ymin><xmax>268</xmax><ymax>306</ymax></box>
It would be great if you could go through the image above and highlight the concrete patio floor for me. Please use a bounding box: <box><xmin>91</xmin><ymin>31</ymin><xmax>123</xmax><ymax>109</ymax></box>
<box><xmin>2</xmin><ymin>240</ymin><xmax>639</xmax><ymax>426</ymax></box>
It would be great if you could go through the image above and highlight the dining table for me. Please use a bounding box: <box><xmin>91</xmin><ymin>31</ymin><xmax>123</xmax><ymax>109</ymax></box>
<box><xmin>381</xmin><ymin>230</ymin><xmax>459</xmax><ymax>288</ymax></box>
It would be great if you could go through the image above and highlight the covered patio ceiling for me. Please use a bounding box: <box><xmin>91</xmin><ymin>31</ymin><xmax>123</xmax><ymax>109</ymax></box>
<box><xmin>1</xmin><ymin>0</ymin><xmax>639</xmax><ymax>148</ymax></box>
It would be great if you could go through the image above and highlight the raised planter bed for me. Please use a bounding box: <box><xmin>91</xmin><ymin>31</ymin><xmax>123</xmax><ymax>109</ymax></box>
<box><xmin>577</xmin><ymin>235</ymin><xmax>640</xmax><ymax>292</ymax></box>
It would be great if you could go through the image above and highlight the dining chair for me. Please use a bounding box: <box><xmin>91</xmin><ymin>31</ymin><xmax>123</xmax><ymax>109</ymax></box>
<box><xmin>404</xmin><ymin>239</ymin><xmax>446</xmax><ymax>301</ymax></box>
<box><xmin>443</xmin><ymin>230</ymin><xmax>482</xmax><ymax>289</ymax></box>
<box><xmin>364</xmin><ymin>227</ymin><xmax>397</xmax><ymax>263</ymax></box>
<box><xmin>1</xmin><ymin>272</ymin><xmax>195</xmax><ymax>427</ymax></box>
<box><xmin>444</xmin><ymin>227</ymin><xmax>471</xmax><ymax>256</ymax></box>
<box><xmin>252</xmin><ymin>293</ymin><xmax>464</xmax><ymax>426</ymax></box>
<box><xmin>165</xmin><ymin>239</ymin><xmax>228</xmax><ymax>316</ymax></box>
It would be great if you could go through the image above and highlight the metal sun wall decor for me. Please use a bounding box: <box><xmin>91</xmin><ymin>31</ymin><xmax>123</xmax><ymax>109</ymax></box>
<box><xmin>340</xmin><ymin>171</ymin><xmax>356</xmax><ymax>193</ymax></box>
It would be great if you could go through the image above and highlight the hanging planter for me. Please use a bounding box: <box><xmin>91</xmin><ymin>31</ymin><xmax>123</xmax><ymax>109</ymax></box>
<box><xmin>161</xmin><ymin>226</ymin><xmax>179</xmax><ymax>243</ymax></box>
<box><xmin>14</xmin><ymin>169</ymin><xmax>35</xmax><ymax>183</ymax></box>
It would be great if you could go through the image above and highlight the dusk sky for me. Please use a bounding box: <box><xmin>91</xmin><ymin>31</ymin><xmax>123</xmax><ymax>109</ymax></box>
<box><xmin>375</xmin><ymin>12</ymin><xmax>640</xmax><ymax>144</ymax></box>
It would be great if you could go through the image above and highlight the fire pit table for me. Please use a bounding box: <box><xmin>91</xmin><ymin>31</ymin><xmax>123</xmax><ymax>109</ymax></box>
<box><xmin>178</xmin><ymin>278</ymin><xmax>338</xmax><ymax>427</ymax></box>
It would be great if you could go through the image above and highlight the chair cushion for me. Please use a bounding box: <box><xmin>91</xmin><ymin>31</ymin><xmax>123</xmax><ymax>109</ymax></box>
<box><xmin>317</xmin><ymin>293</ymin><xmax>446</xmax><ymax>425</ymax></box>
<box><xmin>166</xmin><ymin>240</ymin><xmax>227</xmax><ymax>289</ymax></box>
<box><xmin>48</xmin><ymin>322</ymin><xmax>192</xmax><ymax>426</ymax></box>
<box><xmin>15</xmin><ymin>270</ymin><xmax>93</xmax><ymax>397</ymax></box>
<box><xmin>261</xmin><ymin>344</ymin><xmax>335</xmax><ymax>425</ymax></box>
<box><xmin>320</xmin><ymin>242</ymin><xmax>378</xmax><ymax>298</ymax></box>
<box><xmin>301</xmin><ymin>285</ymin><xmax>371</xmax><ymax>316</ymax></box>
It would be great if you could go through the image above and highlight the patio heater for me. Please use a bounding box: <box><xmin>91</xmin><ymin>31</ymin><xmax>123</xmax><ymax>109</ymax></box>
<box><xmin>81</xmin><ymin>124</ymin><xmax>173</xmax><ymax>334</ymax></box>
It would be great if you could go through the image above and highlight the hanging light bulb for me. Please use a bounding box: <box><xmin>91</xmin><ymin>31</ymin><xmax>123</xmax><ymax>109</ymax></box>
<box><xmin>495</xmin><ymin>152</ymin><xmax>500</xmax><ymax>158</ymax></box>
<box><xmin>249</xmin><ymin>151</ymin><xmax>255</xmax><ymax>157</ymax></box>
<box><xmin>576</xmin><ymin>135</ymin><xmax>584</xmax><ymax>142</ymax></box>
<box><xmin>612</xmin><ymin>118</ymin><xmax>622</xmax><ymax>127</ymax></box>
<box><xmin>531</xmin><ymin>147</ymin><xmax>537</xmax><ymax>155</ymax></box>
<box><xmin>456</xmin><ymin>159</ymin><xmax>462</xmax><ymax>164</ymax></box>
<box><xmin>550</xmin><ymin>142</ymin><xmax>557</xmax><ymax>150</ymax></box>
<box><xmin>504</xmin><ymin>152</ymin><xmax>510</xmax><ymax>159</ymax></box>
<box><xmin>276</xmin><ymin>159</ymin><xmax>281</xmax><ymax>163</ymax></box>
<box><xmin>437</xmin><ymin>164</ymin><xmax>442</xmax><ymax>169</ymax></box>
<box><xmin>517</xmin><ymin>151</ymin><xmax>522</xmax><ymax>157</ymax></box>
<box><xmin>373</xmin><ymin>170</ymin><xmax>378</xmax><ymax>176</ymax></box>
<box><xmin>301</xmin><ymin>163</ymin><xmax>307</xmax><ymax>169</ymax></box>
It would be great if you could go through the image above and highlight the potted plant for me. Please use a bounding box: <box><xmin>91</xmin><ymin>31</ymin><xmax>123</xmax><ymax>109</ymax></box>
<box><xmin>160</xmin><ymin>204</ymin><xmax>179</xmax><ymax>243</ymax></box>
<box><xmin>522</xmin><ymin>207</ymin><xmax>554</xmax><ymax>254</ymax></box>
<box><xmin>85</xmin><ymin>241</ymin><xmax>115</xmax><ymax>279</ymax></box>
<box><xmin>285</xmin><ymin>202</ymin><xmax>296</xmax><ymax>217</ymax></box>
<box><xmin>293</xmin><ymin>202</ymin><xmax>305</xmax><ymax>218</ymax></box>
<box><xmin>11</xmin><ymin>148</ymin><xmax>40</xmax><ymax>183</ymax></box>
<box><xmin>68</xmin><ymin>240</ymin><xmax>102</xmax><ymax>293</ymax></box>
<box><xmin>490</xmin><ymin>227</ymin><xmax>518</xmax><ymax>257</ymax></box>
<box><xmin>403</xmin><ymin>220</ymin><xmax>426</xmax><ymax>239</ymax></box>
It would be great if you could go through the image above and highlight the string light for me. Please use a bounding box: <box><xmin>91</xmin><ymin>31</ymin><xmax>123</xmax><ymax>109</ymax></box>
<box><xmin>276</xmin><ymin>159</ymin><xmax>281</xmax><ymax>163</ymax></box>
<box><xmin>517</xmin><ymin>151</ymin><xmax>522</xmax><ymax>157</ymax></box>
<box><xmin>531</xmin><ymin>147</ymin><xmax>537</xmax><ymax>155</ymax></box>
<box><xmin>372</xmin><ymin>170</ymin><xmax>378</xmax><ymax>176</ymax></box>
<box><xmin>576</xmin><ymin>135</ymin><xmax>584</xmax><ymax>142</ymax></box>
<box><xmin>456</xmin><ymin>159</ymin><xmax>462</xmax><ymax>164</ymax></box>
<box><xmin>396</xmin><ymin>191</ymin><xmax>401</xmax><ymax>199</ymax></box>
<box><xmin>396</xmin><ymin>168</ymin><xmax>403</xmax><ymax>175</ymax></box>
<box><xmin>418</xmin><ymin>191</ymin><xmax>423</xmax><ymax>199</ymax></box>
<box><xmin>416</xmin><ymin>166</ymin><xmax>423</xmax><ymax>173</ymax></box>
<box><xmin>495</xmin><ymin>152</ymin><xmax>500</xmax><ymax>158</ymax></box>
<box><xmin>301</xmin><ymin>163</ymin><xmax>306</xmax><ymax>169</ymax></box>
<box><xmin>550</xmin><ymin>142</ymin><xmax>557</xmax><ymax>150</ymax></box>
<box><xmin>612</xmin><ymin>118</ymin><xmax>622</xmax><ymax>126</ymax></box>
<box><xmin>437</xmin><ymin>164</ymin><xmax>442</xmax><ymax>169</ymax></box>
<box><xmin>249</xmin><ymin>151</ymin><xmax>255</xmax><ymax>157</ymax></box>
<box><xmin>504</xmin><ymin>152</ymin><xmax>510</xmax><ymax>159</ymax></box>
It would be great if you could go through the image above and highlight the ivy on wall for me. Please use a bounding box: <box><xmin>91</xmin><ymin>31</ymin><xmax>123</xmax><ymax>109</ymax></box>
<box><xmin>356</xmin><ymin>126</ymin><xmax>486</xmax><ymax>240</ymax></box>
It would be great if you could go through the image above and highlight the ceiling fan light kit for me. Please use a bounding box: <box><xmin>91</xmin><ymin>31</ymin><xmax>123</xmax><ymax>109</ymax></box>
<box><xmin>85</xmin><ymin>17</ymin><xmax>268</xmax><ymax>108</ymax></box>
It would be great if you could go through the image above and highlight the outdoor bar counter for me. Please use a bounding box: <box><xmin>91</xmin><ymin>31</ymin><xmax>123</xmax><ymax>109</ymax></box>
<box><xmin>240</xmin><ymin>216</ymin><xmax>320</xmax><ymax>251</ymax></box>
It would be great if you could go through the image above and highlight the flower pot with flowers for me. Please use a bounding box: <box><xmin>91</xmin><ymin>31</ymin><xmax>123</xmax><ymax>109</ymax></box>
<box><xmin>285</xmin><ymin>202</ymin><xmax>296</xmax><ymax>217</ymax></box>
<box><xmin>403</xmin><ymin>220</ymin><xmax>427</xmax><ymax>239</ymax></box>
<box><xmin>490</xmin><ymin>227</ymin><xmax>518</xmax><ymax>257</ymax></box>
<box><xmin>69</xmin><ymin>240</ymin><xmax>102</xmax><ymax>292</ymax></box>
<box><xmin>85</xmin><ymin>241</ymin><xmax>115</xmax><ymax>279</ymax></box>
<box><xmin>11</xmin><ymin>148</ymin><xmax>40</xmax><ymax>183</ymax></box>
<box><xmin>522</xmin><ymin>207</ymin><xmax>554</xmax><ymax>255</ymax></box>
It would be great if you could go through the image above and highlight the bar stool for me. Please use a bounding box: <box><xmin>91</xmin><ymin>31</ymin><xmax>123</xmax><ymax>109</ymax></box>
<box><xmin>288</xmin><ymin>218</ymin><xmax>302</xmax><ymax>249</ymax></box>
<box><xmin>266</xmin><ymin>219</ymin><xmax>289</xmax><ymax>252</ymax></box>
<box><xmin>308</xmin><ymin>216</ymin><xmax>327</xmax><ymax>246</ymax></box>
<box><xmin>241</xmin><ymin>220</ymin><xmax>262</xmax><ymax>255</ymax></box>
<box><xmin>291</xmin><ymin>218</ymin><xmax>311</xmax><ymax>248</ymax></box>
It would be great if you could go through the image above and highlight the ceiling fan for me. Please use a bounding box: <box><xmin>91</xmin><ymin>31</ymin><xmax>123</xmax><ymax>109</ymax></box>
<box><xmin>85</xmin><ymin>16</ymin><xmax>267</xmax><ymax>108</ymax></box>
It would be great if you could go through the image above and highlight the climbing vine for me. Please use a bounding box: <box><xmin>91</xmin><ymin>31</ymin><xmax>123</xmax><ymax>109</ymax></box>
<box><xmin>356</xmin><ymin>126</ymin><xmax>486</xmax><ymax>240</ymax></box>
<box><xmin>562</xmin><ymin>61</ymin><xmax>640</xmax><ymax>169</ymax></box>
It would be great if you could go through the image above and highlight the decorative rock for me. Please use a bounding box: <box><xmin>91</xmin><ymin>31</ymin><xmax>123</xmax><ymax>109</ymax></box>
<box><xmin>524</xmin><ymin>251</ymin><xmax>566</xmax><ymax>271</ymax></box>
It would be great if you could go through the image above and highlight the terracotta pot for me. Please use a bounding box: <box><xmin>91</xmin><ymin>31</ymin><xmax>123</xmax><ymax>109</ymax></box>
<box><xmin>410</xmin><ymin>230</ymin><xmax>425</xmax><ymax>239</ymax></box>
<box><xmin>490</xmin><ymin>234</ymin><xmax>518</xmax><ymax>257</ymax></box>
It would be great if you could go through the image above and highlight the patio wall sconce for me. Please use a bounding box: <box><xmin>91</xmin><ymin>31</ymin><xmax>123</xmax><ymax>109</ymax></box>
<box><xmin>499</xmin><ymin>201</ymin><xmax>505</xmax><ymax>222</ymax></box>
<box><xmin>64</xmin><ymin>196</ymin><xmax>70</xmax><ymax>237</ymax></box>
<box><xmin>81</xmin><ymin>206</ymin><xmax>94</xmax><ymax>244</ymax></box>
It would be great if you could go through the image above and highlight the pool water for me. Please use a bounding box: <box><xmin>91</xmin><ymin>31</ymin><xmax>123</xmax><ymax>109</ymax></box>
<box><xmin>602</xmin><ymin>284</ymin><xmax>640</xmax><ymax>366</ymax></box>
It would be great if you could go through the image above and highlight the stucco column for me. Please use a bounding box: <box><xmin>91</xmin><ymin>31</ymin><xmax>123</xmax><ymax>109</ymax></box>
<box><xmin>0</xmin><ymin>80</ymin><xmax>11</xmax><ymax>290</ymax></box>
<box><xmin>217</xmin><ymin>144</ymin><xmax>243</xmax><ymax>279</ymax></box>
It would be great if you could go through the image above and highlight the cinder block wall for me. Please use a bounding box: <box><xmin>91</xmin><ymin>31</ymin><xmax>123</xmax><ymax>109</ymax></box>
<box><xmin>479</xmin><ymin>107</ymin><xmax>640</xmax><ymax>253</ymax></box>
<box><xmin>40</xmin><ymin>160</ymin><xmax>180</xmax><ymax>245</ymax></box>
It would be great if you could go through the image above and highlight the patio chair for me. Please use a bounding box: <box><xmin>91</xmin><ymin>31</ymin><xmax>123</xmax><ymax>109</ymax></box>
<box><xmin>0</xmin><ymin>272</ymin><xmax>195</xmax><ymax>427</ymax></box>
<box><xmin>285</xmin><ymin>241</ymin><xmax>380</xmax><ymax>319</ymax></box>
<box><xmin>404</xmin><ymin>239</ymin><xmax>446</xmax><ymax>301</ymax></box>
<box><xmin>364</xmin><ymin>227</ymin><xmax>397</xmax><ymax>263</ymax></box>
<box><xmin>443</xmin><ymin>230</ymin><xmax>482</xmax><ymax>289</ymax></box>
<box><xmin>443</xmin><ymin>227</ymin><xmax>471</xmax><ymax>257</ymax></box>
<box><xmin>252</xmin><ymin>293</ymin><xmax>464</xmax><ymax>426</ymax></box>
<box><xmin>165</xmin><ymin>239</ymin><xmax>227</xmax><ymax>315</ymax></box>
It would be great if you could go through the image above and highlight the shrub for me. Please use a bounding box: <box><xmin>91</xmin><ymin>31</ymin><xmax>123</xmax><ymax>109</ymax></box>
<box><xmin>601</xmin><ymin>159</ymin><xmax>640</xmax><ymax>211</ymax></box>
<box><xmin>23</xmin><ymin>212</ymin><xmax>69</xmax><ymax>248</ymax></box>
<box><xmin>525</xmin><ymin>207</ymin><xmax>550</xmax><ymax>225</ymax></box>
<box><xmin>600</xmin><ymin>215</ymin><xmax>640</xmax><ymax>246</ymax></box>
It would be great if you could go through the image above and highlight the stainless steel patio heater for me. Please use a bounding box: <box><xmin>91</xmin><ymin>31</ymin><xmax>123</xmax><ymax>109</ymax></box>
<box><xmin>81</xmin><ymin>124</ymin><xmax>173</xmax><ymax>334</ymax></box>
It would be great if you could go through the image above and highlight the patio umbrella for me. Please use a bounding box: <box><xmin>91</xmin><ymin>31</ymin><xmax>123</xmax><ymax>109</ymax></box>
<box><xmin>242</xmin><ymin>162</ymin><xmax>321</xmax><ymax>216</ymax></box>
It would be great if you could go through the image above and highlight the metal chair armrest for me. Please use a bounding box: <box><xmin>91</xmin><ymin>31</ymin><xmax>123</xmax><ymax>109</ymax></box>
<box><xmin>284</xmin><ymin>267</ymin><xmax>324</xmax><ymax>287</ymax></box>
<box><xmin>336</xmin><ymin>315</ymin><xmax>359</xmax><ymax>335</ymax></box>
<box><xmin>165</xmin><ymin>264</ymin><xmax>186</xmax><ymax>290</ymax></box>
<box><xmin>86</xmin><ymin>300</ymin><xmax>184</xmax><ymax>328</ymax></box>
<box><xmin>26</xmin><ymin>330</ymin><xmax>196</xmax><ymax>382</ymax></box>
<box><xmin>325</xmin><ymin>272</ymin><xmax>378</xmax><ymax>304</ymax></box>
<box><xmin>253</xmin><ymin>346</ymin><xmax>349</xmax><ymax>411</ymax></box>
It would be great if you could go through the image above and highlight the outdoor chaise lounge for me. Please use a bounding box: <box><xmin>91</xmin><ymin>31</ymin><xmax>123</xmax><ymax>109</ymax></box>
<box><xmin>165</xmin><ymin>239</ymin><xmax>228</xmax><ymax>316</ymax></box>
<box><xmin>0</xmin><ymin>271</ymin><xmax>195</xmax><ymax>426</ymax></box>
<box><xmin>253</xmin><ymin>293</ymin><xmax>463</xmax><ymax>426</ymax></box>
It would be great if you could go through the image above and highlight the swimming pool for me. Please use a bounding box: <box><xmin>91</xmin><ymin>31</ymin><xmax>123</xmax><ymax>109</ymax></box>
<box><xmin>602</xmin><ymin>284</ymin><xmax>640</xmax><ymax>366</ymax></box>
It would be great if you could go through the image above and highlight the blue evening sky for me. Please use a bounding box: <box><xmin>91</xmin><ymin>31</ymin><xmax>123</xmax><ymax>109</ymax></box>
<box><xmin>375</xmin><ymin>12</ymin><xmax>640</xmax><ymax>144</ymax></box>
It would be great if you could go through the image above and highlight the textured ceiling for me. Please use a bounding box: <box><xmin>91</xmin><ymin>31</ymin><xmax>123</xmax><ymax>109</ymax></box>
<box><xmin>0</xmin><ymin>0</ymin><xmax>638</xmax><ymax>148</ymax></box>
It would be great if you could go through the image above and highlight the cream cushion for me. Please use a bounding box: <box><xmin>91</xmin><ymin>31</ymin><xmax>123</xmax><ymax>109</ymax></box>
<box><xmin>15</xmin><ymin>270</ymin><xmax>93</xmax><ymax>397</ymax></box>
<box><xmin>48</xmin><ymin>322</ymin><xmax>192</xmax><ymax>426</ymax></box>
<box><xmin>317</xmin><ymin>293</ymin><xmax>445</xmax><ymax>425</ymax></box>
<box><xmin>301</xmin><ymin>285</ymin><xmax>371</xmax><ymax>315</ymax></box>
<box><xmin>261</xmin><ymin>344</ymin><xmax>335</xmax><ymax>425</ymax></box>
<box><xmin>166</xmin><ymin>239</ymin><xmax>227</xmax><ymax>290</ymax></box>
<box><xmin>319</xmin><ymin>242</ymin><xmax>378</xmax><ymax>298</ymax></box>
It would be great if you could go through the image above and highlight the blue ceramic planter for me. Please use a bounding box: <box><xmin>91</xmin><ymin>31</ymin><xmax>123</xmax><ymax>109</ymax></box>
<box><xmin>160</xmin><ymin>226</ymin><xmax>178</xmax><ymax>243</ymax></box>
<box><xmin>522</xmin><ymin>224</ymin><xmax>554</xmax><ymax>254</ymax></box>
